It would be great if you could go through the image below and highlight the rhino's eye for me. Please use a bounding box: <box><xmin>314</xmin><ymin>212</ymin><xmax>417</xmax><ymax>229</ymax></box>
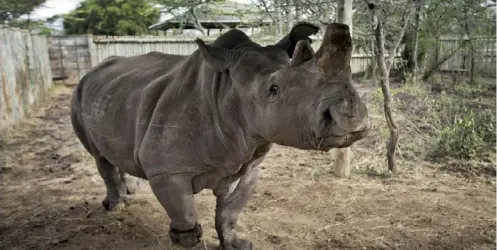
<box><xmin>269</xmin><ymin>84</ymin><xmax>279</xmax><ymax>96</ymax></box>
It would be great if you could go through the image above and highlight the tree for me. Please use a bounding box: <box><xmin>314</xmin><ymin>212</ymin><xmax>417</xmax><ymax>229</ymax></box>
<box><xmin>151</xmin><ymin>0</ymin><xmax>226</xmax><ymax>35</ymax></box>
<box><xmin>364</xmin><ymin>0</ymin><xmax>414</xmax><ymax>174</ymax></box>
<box><xmin>401</xmin><ymin>0</ymin><xmax>496</xmax><ymax>81</ymax></box>
<box><xmin>63</xmin><ymin>0</ymin><xmax>160</xmax><ymax>36</ymax></box>
<box><xmin>0</xmin><ymin>0</ymin><xmax>46</xmax><ymax>28</ymax></box>
<box><xmin>251</xmin><ymin>0</ymin><xmax>338</xmax><ymax>35</ymax></box>
<box><xmin>402</xmin><ymin>0</ymin><xmax>422</xmax><ymax>76</ymax></box>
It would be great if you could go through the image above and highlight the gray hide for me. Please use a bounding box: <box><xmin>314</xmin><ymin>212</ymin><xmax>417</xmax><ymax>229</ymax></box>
<box><xmin>70</xmin><ymin>22</ymin><xmax>371</xmax><ymax>250</ymax></box>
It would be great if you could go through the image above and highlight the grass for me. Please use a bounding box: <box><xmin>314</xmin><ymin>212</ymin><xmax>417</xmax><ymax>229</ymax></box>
<box><xmin>362</xmin><ymin>74</ymin><xmax>496</xmax><ymax>177</ymax></box>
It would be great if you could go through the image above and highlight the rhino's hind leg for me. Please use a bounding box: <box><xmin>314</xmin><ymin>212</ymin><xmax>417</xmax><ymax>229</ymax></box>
<box><xmin>95</xmin><ymin>157</ymin><xmax>127</xmax><ymax>211</ymax></box>
<box><xmin>213</xmin><ymin>167</ymin><xmax>259</xmax><ymax>250</ymax></box>
<box><xmin>149</xmin><ymin>174</ymin><xmax>203</xmax><ymax>248</ymax></box>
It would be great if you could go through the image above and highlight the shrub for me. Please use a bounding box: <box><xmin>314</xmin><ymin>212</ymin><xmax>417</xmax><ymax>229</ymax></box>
<box><xmin>432</xmin><ymin>108</ymin><xmax>496</xmax><ymax>160</ymax></box>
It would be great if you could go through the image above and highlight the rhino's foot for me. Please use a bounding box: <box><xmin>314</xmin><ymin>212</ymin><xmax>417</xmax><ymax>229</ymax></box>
<box><xmin>101</xmin><ymin>197</ymin><xmax>127</xmax><ymax>212</ymax></box>
<box><xmin>220</xmin><ymin>239</ymin><xmax>253</xmax><ymax>250</ymax></box>
<box><xmin>169</xmin><ymin>223</ymin><xmax>203</xmax><ymax>248</ymax></box>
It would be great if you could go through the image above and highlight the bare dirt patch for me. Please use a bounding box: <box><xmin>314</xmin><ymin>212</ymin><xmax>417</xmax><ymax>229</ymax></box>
<box><xmin>0</xmin><ymin>85</ymin><xmax>495</xmax><ymax>250</ymax></box>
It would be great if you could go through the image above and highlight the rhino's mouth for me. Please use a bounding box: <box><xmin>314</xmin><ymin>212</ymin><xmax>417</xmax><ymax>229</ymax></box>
<box><xmin>314</xmin><ymin>130</ymin><xmax>369</xmax><ymax>151</ymax></box>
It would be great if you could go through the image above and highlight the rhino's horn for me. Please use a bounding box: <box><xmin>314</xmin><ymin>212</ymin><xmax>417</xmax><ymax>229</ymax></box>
<box><xmin>313</xmin><ymin>23</ymin><xmax>352</xmax><ymax>77</ymax></box>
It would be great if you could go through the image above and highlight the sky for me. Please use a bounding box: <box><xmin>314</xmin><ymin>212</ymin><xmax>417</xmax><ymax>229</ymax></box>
<box><xmin>29</xmin><ymin>0</ymin><xmax>84</xmax><ymax>20</ymax></box>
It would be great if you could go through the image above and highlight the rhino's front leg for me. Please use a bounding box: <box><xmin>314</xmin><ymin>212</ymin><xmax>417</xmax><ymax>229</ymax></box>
<box><xmin>214</xmin><ymin>166</ymin><xmax>259</xmax><ymax>250</ymax></box>
<box><xmin>149</xmin><ymin>174</ymin><xmax>203</xmax><ymax>248</ymax></box>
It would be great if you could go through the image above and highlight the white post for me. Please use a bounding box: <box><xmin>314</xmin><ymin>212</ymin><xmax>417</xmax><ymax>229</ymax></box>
<box><xmin>334</xmin><ymin>0</ymin><xmax>354</xmax><ymax>178</ymax></box>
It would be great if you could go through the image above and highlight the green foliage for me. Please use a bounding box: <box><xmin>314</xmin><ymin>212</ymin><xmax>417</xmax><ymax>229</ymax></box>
<box><xmin>370</xmin><ymin>80</ymin><xmax>495</xmax><ymax>162</ymax></box>
<box><xmin>422</xmin><ymin>0</ymin><xmax>496</xmax><ymax>38</ymax></box>
<box><xmin>431</xmin><ymin>99</ymin><xmax>496</xmax><ymax>160</ymax></box>
<box><xmin>5</xmin><ymin>18</ymin><xmax>53</xmax><ymax>34</ymax></box>
<box><xmin>434</xmin><ymin>110</ymin><xmax>495</xmax><ymax>159</ymax></box>
<box><xmin>63</xmin><ymin>0</ymin><xmax>160</xmax><ymax>35</ymax></box>
<box><xmin>371</xmin><ymin>87</ymin><xmax>401</xmax><ymax>110</ymax></box>
<box><xmin>36</xmin><ymin>25</ymin><xmax>53</xmax><ymax>35</ymax></box>
<box><xmin>0</xmin><ymin>0</ymin><xmax>49</xmax><ymax>33</ymax></box>
<box><xmin>0</xmin><ymin>0</ymin><xmax>46</xmax><ymax>23</ymax></box>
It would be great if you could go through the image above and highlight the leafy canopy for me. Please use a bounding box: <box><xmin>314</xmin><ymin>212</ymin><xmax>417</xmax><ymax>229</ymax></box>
<box><xmin>63</xmin><ymin>0</ymin><xmax>160</xmax><ymax>35</ymax></box>
<box><xmin>0</xmin><ymin>0</ymin><xmax>46</xmax><ymax>23</ymax></box>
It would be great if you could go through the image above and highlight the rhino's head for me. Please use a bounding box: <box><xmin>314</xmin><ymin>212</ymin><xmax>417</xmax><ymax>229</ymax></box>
<box><xmin>196</xmin><ymin>23</ymin><xmax>371</xmax><ymax>151</ymax></box>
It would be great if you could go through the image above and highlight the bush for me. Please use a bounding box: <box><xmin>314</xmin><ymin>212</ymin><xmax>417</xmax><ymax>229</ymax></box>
<box><xmin>433</xmin><ymin>108</ymin><xmax>496</xmax><ymax>160</ymax></box>
<box><xmin>453</xmin><ymin>82</ymin><xmax>487</xmax><ymax>98</ymax></box>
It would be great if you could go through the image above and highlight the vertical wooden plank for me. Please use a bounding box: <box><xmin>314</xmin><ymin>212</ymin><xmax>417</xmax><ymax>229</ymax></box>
<box><xmin>88</xmin><ymin>35</ymin><xmax>97</xmax><ymax>68</ymax></box>
<box><xmin>74</xmin><ymin>37</ymin><xmax>81</xmax><ymax>83</ymax></box>
<box><xmin>0</xmin><ymin>27</ymin><xmax>53</xmax><ymax>133</ymax></box>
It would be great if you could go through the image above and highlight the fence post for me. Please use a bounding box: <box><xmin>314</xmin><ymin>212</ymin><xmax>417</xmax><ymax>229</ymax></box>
<box><xmin>57</xmin><ymin>38</ymin><xmax>66</xmax><ymax>86</ymax></box>
<box><xmin>88</xmin><ymin>34</ymin><xmax>97</xmax><ymax>68</ymax></box>
<box><xmin>74</xmin><ymin>37</ymin><xmax>80</xmax><ymax>84</ymax></box>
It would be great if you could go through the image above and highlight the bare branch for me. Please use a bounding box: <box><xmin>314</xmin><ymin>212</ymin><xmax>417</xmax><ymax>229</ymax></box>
<box><xmin>188</xmin><ymin>8</ymin><xmax>205</xmax><ymax>35</ymax></box>
<box><xmin>386</xmin><ymin>2</ymin><xmax>415</xmax><ymax>72</ymax></box>
<box><xmin>251</xmin><ymin>0</ymin><xmax>277</xmax><ymax>22</ymax></box>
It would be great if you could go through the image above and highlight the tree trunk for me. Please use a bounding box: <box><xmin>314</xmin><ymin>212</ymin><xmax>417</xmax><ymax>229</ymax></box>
<box><xmin>469</xmin><ymin>45</ymin><xmax>475</xmax><ymax>84</ymax></box>
<box><xmin>189</xmin><ymin>8</ymin><xmax>205</xmax><ymax>35</ymax></box>
<box><xmin>283</xmin><ymin>0</ymin><xmax>290</xmax><ymax>33</ymax></box>
<box><xmin>411</xmin><ymin>0</ymin><xmax>423</xmax><ymax>75</ymax></box>
<box><xmin>374</xmin><ymin>21</ymin><xmax>399</xmax><ymax>174</ymax></box>
<box><xmin>402</xmin><ymin>0</ymin><xmax>422</xmax><ymax>76</ymax></box>
<box><xmin>287</xmin><ymin>0</ymin><xmax>294</xmax><ymax>30</ymax></box>
<box><xmin>276</xmin><ymin>0</ymin><xmax>283</xmax><ymax>38</ymax></box>
<box><xmin>294</xmin><ymin>0</ymin><xmax>300</xmax><ymax>21</ymax></box>
<box><xmin>333</xmin><ymin>0</ymin><xmax>354</xmax><ymax>178</ymax></box>
<box><xmin>367</xmin><ymin>1</ymin><xmax>410</xmax><ymax>174</ymax></box>
<box><xmin>26</xmin><ymin>13</ymin><xmax>31</xmax><ymax>30</ymax></box>
<box><xmin>463</xmin><ymin>13</ymin><xmax>475</xmax><ymax>84</ymax></box>
<box><xmin>371</xmin><ymin>38</ymin><xmax>377</xmax><ymax>85</ymax></box>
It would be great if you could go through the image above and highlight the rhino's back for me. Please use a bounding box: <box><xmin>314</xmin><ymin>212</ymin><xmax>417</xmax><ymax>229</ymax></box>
<box><xmin>71</xmin><ymin>52</ymin><xmax>190</xmax><ymax>176</ymax></box>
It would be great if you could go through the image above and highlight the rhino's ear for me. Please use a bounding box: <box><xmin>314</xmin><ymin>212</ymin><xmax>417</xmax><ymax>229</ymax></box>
<box><xmin>195</xmin><ymin>38</ymin><xmax>242</xmax><ymax>72</ymax></box>
<box><xmin>275</xmin><ymin>22</ymin><xmax>319</xmax><ymax>58</ymax></box>
<box><xmin>289</xmin><ymin>40</ymin><xmax>315</xmax><ymax>67</ymax></box>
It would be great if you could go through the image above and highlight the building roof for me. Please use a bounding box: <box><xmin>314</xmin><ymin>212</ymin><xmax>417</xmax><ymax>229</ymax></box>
<box><xmin>149</xmin><ymin>1</ymin><xmax>271</xmax><ymax>31</ymax></box>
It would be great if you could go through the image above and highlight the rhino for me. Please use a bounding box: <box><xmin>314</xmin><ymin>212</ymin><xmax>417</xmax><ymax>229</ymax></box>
<box><xmin>70</xmin><ymin>22</ymin><xmax>371</xmax><ymax>249</ymax></box>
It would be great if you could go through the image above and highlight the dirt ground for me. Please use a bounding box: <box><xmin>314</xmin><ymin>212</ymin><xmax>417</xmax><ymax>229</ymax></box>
<box><xmin>0</xmin><ymin>84</ymin><xmax>495</xmax><ymax>250</ymax></box>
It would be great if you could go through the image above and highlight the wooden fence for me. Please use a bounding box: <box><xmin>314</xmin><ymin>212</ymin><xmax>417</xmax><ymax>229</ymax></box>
<box><xmin>48</xmin><ymin>35</ymin><xmax>92</xmax><ymax>85</ymax></box>
<box><xmin>90</xmin><ymin>36</ymin><xmax>375</xmax><ymax>74</ymax></box>
<box><xmin>0</xmin><ymin>27</ymin><xmax>53</xmax><ymax>133</ymax></box>
<box><xmin>435</xmin><ymin>37</ymin><xmax>496</xmax><ymax>76</ymax></box>
<box><xmin>47</xmin><ymin>35</ymin><xmax>496</xmax><ymax>86</ymax></box>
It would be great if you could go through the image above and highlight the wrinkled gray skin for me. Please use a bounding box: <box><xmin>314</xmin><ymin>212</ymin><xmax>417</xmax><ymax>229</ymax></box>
<box><xmin>70</xmin><ymin>22</ymin><xmax>371</xmax><ymax>250</ymax></box>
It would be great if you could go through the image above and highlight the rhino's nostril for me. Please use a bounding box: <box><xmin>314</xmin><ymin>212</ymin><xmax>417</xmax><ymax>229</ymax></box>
<box><xmin>322</xmin><ymin>109</ymin><xmax>332</xmax><ymax>124</ymax></box>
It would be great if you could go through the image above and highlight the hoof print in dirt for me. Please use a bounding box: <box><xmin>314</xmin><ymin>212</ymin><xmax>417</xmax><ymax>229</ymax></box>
<box><xmin>169</xmin><ymin>223</ymin><xmax>203</xmax><ymax>248</ymax></box>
